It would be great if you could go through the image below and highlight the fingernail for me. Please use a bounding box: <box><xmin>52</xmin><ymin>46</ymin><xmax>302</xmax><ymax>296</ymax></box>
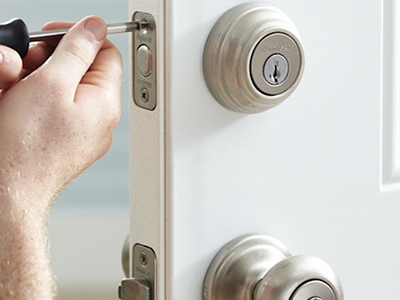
<box><xmin>84</xmin><ymin>19</ymin><xmax>106</xmax><ymax>41</ymax></box>
<box><xmin>0</xmin><ymin>52</ymin><xmax>3</xmax><ymax>65</ymax></box>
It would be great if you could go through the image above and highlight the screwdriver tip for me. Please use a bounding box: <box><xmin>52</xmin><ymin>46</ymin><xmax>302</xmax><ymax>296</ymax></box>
<box><xmin>134</xmin><ymin>19</ymin><xmax>150</xmax><ymax>31</ymax></box>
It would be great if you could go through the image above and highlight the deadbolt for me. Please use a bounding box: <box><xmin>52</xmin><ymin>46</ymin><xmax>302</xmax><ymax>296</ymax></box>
<box><xmin>203</xmin><ymin>235</ymin><xmax>343</xmax><ymax>300</ymax></box>
<box><xmin>203</xmin><ymin>4</ymin><xmax>305</xmax><ymax>113</ymax></box>
<box><xmin>133</xmin><ymin>11</ymin><xmax>157</xmax><ymax>111</ymax></box>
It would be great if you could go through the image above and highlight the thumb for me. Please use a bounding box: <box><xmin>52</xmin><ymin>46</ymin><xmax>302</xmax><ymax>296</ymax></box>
<box><xmin>43</xmin><ymin>16</ymin><xmax>107</xmax><ymax>90</ymax></box>
<box><xmin>0</xmin><ymin>45</ymin><xmax>23</xmax><ymax>89</ymax></box>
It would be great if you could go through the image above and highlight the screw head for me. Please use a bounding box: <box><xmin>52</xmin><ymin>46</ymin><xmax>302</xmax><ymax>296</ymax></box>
<box><xmin>140</xmin><ymin>252</ymin><xmax>148</xmax><ymax>267</ymax></box>
<box><xmin>140</xmin><ymin>88</ymin><xmax>149</xmax><ymax>103</ymax></box>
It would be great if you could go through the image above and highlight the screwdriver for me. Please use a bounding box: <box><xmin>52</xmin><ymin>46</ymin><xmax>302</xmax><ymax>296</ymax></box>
<box><xmin>0</xmin><ymin>18</ymin><xmax>140</xmax><ymax>59</ymax></box>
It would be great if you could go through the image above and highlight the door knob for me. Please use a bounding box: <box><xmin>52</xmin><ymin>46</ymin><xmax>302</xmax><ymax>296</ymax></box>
<box><xmin>203</xmin><ymin>235</ymin><xmax>343</xmax><ymax>300</ymax></box>
<box><xmin>203</xmin><ymin>4</ymin><xmax>305</xmax><ymax>114</ymax></box>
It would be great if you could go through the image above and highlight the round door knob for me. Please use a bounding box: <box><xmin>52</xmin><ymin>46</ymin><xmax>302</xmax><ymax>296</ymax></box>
<box><xmin>203</xmin><ymin>4</ymin><xmax>305</xmax><ymax>114</ymax></box>
<box><xmin>203</xmin><ymin>235</ymin><xmax>343</xmax><ymax>300</ymax></box>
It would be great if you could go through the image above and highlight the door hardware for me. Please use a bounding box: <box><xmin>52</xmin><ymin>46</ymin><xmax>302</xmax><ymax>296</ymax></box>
<box><xmin>133</xmin><ymin>11</ymin><xmax>157</xmax><ymax>110</ymax></box>
<box><xmin>203</xmin><ymin>235</ymin><xmax>343</xmax><ymax>300</ymax></box>
<box><xmin>119</xmin><ymin>243</ymin><xmax>157</xmax><ymax>300</ymax></box>
<box><xmin>203</xmin><ymin>4</ymin><xmax>304</xmax><ymax>113</ymax></box>
<box><xmin>264</xmin><ymin>54</ymin><xmax>289</xmax><ymax>86</ymax></box>
<box><xmin>119</xmin><ymin>278</ymin><xmax>151</xmax><ymax>300</ymax></box>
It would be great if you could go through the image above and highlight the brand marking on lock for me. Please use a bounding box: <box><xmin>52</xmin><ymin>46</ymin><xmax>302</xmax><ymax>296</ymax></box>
<box><xmin>262</xmin><ymin>44</ymin><xmax>292</xmax><ymax>53</ymax></box>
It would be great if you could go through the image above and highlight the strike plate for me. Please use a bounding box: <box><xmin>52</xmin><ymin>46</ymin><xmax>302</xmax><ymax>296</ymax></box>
<box><xmin>133</xmin><ymin>244</ymin><xmax>157</xmax><ymax>300</ymax></box>
<box><xmin>133</xmin><ymin>11</ymin><xmax>157</xmax><ymax>110</ymax></box>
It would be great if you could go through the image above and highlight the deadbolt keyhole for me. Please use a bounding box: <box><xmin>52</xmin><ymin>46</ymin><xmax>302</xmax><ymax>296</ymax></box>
<box><xmin>264</xmin><ymin>54</ymin><xmax>289</xmax><ymax>86</ymax></box>
<box><xmin>272</xmin><ymin>63</ymin><xmax>281</xmax><ymax>84</ymax></box>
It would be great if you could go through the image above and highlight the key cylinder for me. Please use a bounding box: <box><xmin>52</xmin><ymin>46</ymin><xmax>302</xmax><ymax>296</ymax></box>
<box><xmin>251</xmin><ymin>32</ymin><xmax>302</xmax><ymax>96</ymax></box>
<box><xmin>264</xmin><ymin>54</ymin><xmax>289</xmax><ymax>85</ymax></box>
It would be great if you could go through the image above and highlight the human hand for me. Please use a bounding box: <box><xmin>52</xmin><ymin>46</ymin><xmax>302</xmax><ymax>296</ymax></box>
<box><xmin>0</xmin><ymin>16</ymin><xmax>122</xmax><ymax>216</ymax></box>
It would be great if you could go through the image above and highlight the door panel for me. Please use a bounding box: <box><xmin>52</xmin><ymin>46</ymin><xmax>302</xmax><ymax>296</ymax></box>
<box><xmin>130</xmin><ymin>1</ymin><xmax>397</xmax><ymax>300</ymax></box>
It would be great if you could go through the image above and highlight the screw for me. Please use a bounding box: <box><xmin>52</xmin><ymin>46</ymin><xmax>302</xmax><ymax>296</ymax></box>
<box><xmin>134</xmin><ymin>18</ymin><xmax>150</xmax><ymax>31</ymax></box>
<box><xmin>140</xmin><ymin>88</ymin><xmax>149</xmax><ymax>103</ymax></box>
<box><xmin>264</xmin><ymin>54</ymin><xmax>289</xmax><ymax>85</ymax></box>
<box><xmin>140</xmin><ymin>252</ymin><xmax>148</xmax><ymax>267</ymax></box>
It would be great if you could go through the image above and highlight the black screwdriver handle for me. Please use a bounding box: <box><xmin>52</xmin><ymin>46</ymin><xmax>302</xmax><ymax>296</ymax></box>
<box><xmin>0</xmin><ymin>19</ymin><xmax>29</xmax><ymax>58</ymax></box>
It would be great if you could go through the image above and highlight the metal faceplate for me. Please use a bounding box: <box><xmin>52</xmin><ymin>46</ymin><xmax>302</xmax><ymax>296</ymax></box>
<box><xmin>133</xmin><ymin>12</ymin><xmax>157</xmax><ymax>110</ymax></box>
<box><xmin>119</xmin><ymin>243</ymin><xmax>157</xmax><ymax>300</ymax></box>
<box><xmin>203</xmin><ymin>3</ymin><xmax>305</xmax><ymax>114</ymax></box>
<box><xmin>132</xmin><ymin>244</ymin><xmax>156</xmax><ymax>300</ymax></box>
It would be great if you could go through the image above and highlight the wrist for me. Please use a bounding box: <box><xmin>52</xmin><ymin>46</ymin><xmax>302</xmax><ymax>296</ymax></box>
<box><xmin>0</xmin><ymin>194</ymin><xmax>55</xmax><ymax>300</ymax></box>
<box><xmin>0</xmin><ymin>177</ymin><xmax>56</xmax><ymax>220</ymax></box>
<box><xmin>0</xmin><ymin>194</ymin><xmax>49</xmax><ymax>234</ymax></box>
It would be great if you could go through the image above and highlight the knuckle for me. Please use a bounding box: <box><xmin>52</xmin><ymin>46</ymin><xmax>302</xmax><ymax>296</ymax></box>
<box><xmin>107</xmin><ymin>99</ymin><xmax>122</xmax><ymax>128</ymax></box>
<box><xmin>104</xmin><ymin>43</ymin><xmax>123</xmax><ymax>74</ymax></box>
<box><xmin>107</xmin><ymin>43</ymin><xmax>123</xmax><ymax>62</ymax></box>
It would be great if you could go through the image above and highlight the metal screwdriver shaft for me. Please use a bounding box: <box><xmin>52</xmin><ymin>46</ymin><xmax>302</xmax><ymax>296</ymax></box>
<box><xmin>0</xmin><ymin>19</ymin><xmax>142</xmax><ymax>58</ymax></box>
<box><xmin>29</xmin><ymin>21</ymin><xmax>140</xmax><ymax>42</ymax></box>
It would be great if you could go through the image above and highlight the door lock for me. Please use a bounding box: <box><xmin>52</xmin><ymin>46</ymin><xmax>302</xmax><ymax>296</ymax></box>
<box><xmin>133</xmin><ymin>11</ymin><xmax>157</xmax><ymax>110</ymax></box>
<box><xmin>119</xmin><ymin>243</ymin><xmax>156</xmax><ymax>300</ymax></box>
<box><xmin>203</xmin><ymin>4</ymin><xmax>305</xmax><ymax>113</ymax></box>
<box><xmin>264</xmin><ymin>54</ymin><xmax>289</xmax><ymax>86</ymax></box>
<box><xmin>203</xmin><ymin>235</ymin><xmax>343</xmax><ymax>300</ymax></box>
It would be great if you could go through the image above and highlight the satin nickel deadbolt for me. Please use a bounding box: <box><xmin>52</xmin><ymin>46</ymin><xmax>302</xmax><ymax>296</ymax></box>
<box><xmin>203</xmin><ymin>4</ymin><xmax>305</xmax><ymax>113</ymax></box>
<box><xmin>203</xmin><ymin>235</ymin><xmax>343</xmax><ymax>300</ymax></box>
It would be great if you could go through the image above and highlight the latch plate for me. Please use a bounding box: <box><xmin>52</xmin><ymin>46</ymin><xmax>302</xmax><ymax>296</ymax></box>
<box><xmin>119</xmin><ymin>243</ymin><xmax>156</xmax><ymax>300</ymax></box>
<box><xmin>132</xmin><ymin>243</ymin><xmax>157</xmax><ymax>300</ymax></box>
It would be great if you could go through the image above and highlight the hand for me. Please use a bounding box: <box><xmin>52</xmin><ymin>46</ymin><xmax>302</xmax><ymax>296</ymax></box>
<box><xmin>0</xmin><ymin>16</ymin><xmax>122</xmax><ymax>216</ymax></box>
<box><xmin>0</xmin><ymin>16</ymin><xmax>123</xmax><ymax>300</ymax></box>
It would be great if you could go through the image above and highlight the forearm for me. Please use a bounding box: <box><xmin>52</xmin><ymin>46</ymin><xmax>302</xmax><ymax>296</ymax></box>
<box><xmin>0</xmin><ymin>15</ymin><xmax>121</xmax><ymax>300</ymax></box>
<box><xmin>0</xmin><ymin>196</ymin><xmax>55</xmax><ymax>300</ymax></box>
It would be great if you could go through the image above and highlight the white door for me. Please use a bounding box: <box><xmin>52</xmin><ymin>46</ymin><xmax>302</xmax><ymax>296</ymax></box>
<box><xmin>128</xmin><ymin>0</ymin><xmax>398</xmax><ymax>300</ymax></box>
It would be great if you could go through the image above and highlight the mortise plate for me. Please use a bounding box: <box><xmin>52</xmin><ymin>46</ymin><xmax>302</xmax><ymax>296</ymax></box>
<box><xmin>118</xmin><ymin>243</ymin><xmax>156</xmax><ymax>300</ymax></box>
<box><xmin>133</xmin><ymin>12</ymin><xmax>157</xmax><ymax>110</ymax></box>
<box><xmin>132</xmin><ymin>244</ymin><xmax>157</xmax><ymax>300</ymax></box>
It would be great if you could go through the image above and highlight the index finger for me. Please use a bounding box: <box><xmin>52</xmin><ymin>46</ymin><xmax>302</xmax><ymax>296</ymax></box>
<box><xmin>23</xmin><ymin>22</ymin><xmax>75</xmax><ymax>72</ymax></box>
<box><xmin>0</xmin><ymin>45</ymin><xmax>23</xmax><ymax>89</ymax></box>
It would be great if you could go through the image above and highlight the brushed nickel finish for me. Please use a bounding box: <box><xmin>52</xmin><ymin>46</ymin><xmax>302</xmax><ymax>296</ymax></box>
<box><xmin>203</xmin><ymin>235</ymin><xmax>343</xmax><ymax>300</ymax></box>
<box><xmin>203</xmin><ymin>3</ymin><xmax>305</xmax><ymax>114</ymax></box>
